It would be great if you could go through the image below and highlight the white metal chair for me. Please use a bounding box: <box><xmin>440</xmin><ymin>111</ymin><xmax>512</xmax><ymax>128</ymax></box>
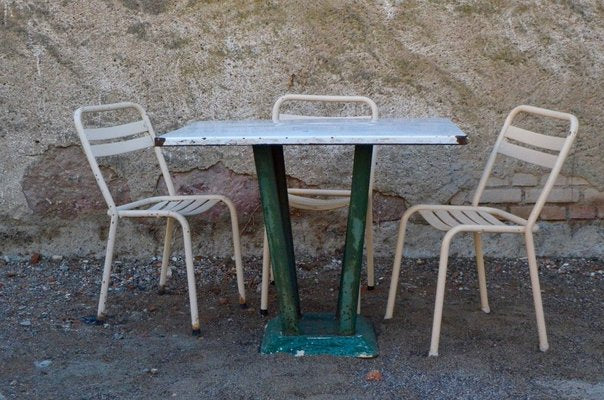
<box><xmin>384</xmin><ymin>105</ymin><xmax>579</xmax><ymax>356</ymax></box>
<box><xmin>74</xmin><ymin>102</ymin><xmax>246</xmax><ymax>335</ymax></box>
<box><xmin>260</xmin><ymin>94</ymin><xmax>379</xmax><ymax>315</ymax></box>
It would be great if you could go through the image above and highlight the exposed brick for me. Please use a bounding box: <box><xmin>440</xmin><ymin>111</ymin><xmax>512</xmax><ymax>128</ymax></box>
<box><xmin>568</xmin><ymin>205</ymin><xmax>597</xmax><ymax>220</ymax></box>
<box><xmin>479</xmin><ymin>188</ymin><xmax>522</xmax><ymax>203</ymax></box>
<box><xmin>486</xmin><ymin>177</ymin><xmax>508</xmax><ymax>187</ymax></box>
<box><xmin>509</xmin><ymin>205</ymin><xmax>532</xmax><ymax>219</ymax></box>
<box><xmin>512</xmin><ymin>173</ymin><xmax>538</xmax><ymax>186</ymax></box>
<box><xmin>373</xmin><ymin>193</ymin><xmax>407</xmax><ymax>222</ymax></box>
<box><xmin>541</xmin><ymin>175</ymin><xmax>591</xmax><ymax>186</ymax></box>
<box><xmin>583</xmin><ymin>188</ymin><xmax>604</xmax><ymax>205</ymax></box>
<box><xmin>524</xmin><ymin>188</ymin><xmax>580</xmax><ymax>203</ymax></box>
<box><xmin>449</xmin><ymin>191</ymin><xmax>468</xmax><ymax>205</ymax></box>
<box><xmin>22</xmin><ymin>146</ymin><xmax>131</xmax><ymax>219</ymax></box>
<box><xmin>168</xmin><ymin>164</ymin><xmax>260</xmax><ymax>223</ymax></box>
<box><xmin>540</xmin><ymin>206</ymin><xmax>567</xmax><ymax>221</ymax></box>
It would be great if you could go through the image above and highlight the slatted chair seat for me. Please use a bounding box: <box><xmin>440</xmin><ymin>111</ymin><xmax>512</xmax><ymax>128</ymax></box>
<box><xmin>385</xmin><ymin>105</ymin><xmax>579</xmax><ymax>356</ymax></box>
<box><xmin>74</xmin><ymin>102</ymin><xmax>246</xmax><ymax>336</ymax></box>
<box><xmin>117</xmin><ymin>196</ymin><xmax>221</xmax><ymax>217</ymax></box>
<box><xmin>414</xmin><ymin>205</ymin><xmax>535</xmax><ymax>232</ymax></box>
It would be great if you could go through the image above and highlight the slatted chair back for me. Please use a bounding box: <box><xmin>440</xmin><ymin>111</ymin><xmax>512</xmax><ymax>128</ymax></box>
<box><xmin>472</xmin><ymin>105</ymin><xmax>579</xmax><ymax>228</ymax></box>
<box><xmin>272</xmin><ymin>94</ymin><xmax>379</xmax><ymax>193</ymax></box>
<box><xmin>74</xmin><ymin>102</ymin><xmax>176</xmax><ymax>213</ymax></box>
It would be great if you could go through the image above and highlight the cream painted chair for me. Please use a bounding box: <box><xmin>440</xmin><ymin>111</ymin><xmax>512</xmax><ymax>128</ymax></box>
<box><xmin>74</xmin><ymin>102</ymin><xmax>246</xmax><ymax>335</ymax></box>
<box><xmin>384</xmin><ymin>105</ymin><xmax>579</xmax><ymax>356</ymax></box>
<box><xmin>260</xmin><ymin>94</ymin><xmax>379</xmax><ymax>315</ymax></box>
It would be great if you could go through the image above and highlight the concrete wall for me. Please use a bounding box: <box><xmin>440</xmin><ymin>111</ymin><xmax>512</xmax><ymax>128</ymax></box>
<box><xmin>1</xmin><ymin>0</ymin><xmax>602</xmax><ymax>260</ymax></box>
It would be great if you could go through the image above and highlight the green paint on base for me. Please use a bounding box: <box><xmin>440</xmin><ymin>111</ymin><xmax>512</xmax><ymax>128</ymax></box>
<box><xmin>260</xmin><ymin>313</ymin><xmax>378</xmax><ymax>358</ymax></box>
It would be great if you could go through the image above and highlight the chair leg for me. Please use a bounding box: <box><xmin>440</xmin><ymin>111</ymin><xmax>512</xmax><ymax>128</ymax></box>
<box><xmin>222</xmin><ymin>198</ymin><xmax>246</xmax><ymax>307</ymax></box>
<box><xmin>365</xmin><ymin>197</ymin><xmax>375</xmax><ymax>290</ymax></box>
<box><xmin>97</xmin><ymin>215</ymin><xmax>118</xmax><ymax>321</ymax></box>
<box><xmin>176</xmin><ymin>217</ymin><xmax>201</xmax><ymax>336</ymax></box>
<box><xmin>473</xmin><ymin>232</ymin><xmax>490</xmax><ymax>313</ymax></box>
<box><xmin>384</xmin><ymin>214</ymin><xmax>409</xmax><ymax>319</ymax></box>
<box><xmin>525</xmin><ymin>232</ymin><xmax>549</xmax><ymax>352</ymax></box>
<box><xmin>260</xmin><ymin>229</ymin><xmax>270</xmax><ymax>316</ymax></box>
<box><xmin>429</xmin><ymin>231</ymin><xmax>454</xmax><ymax>357</ymax></box>
<box><xmin>159</xmin><ymin>218</ymin><xmax>175</xmax><ymax>295</ymax></box>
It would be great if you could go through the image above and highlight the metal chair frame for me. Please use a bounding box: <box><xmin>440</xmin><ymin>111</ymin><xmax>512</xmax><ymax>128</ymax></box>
<box><xmin>384</xmin><ymin>105</ymin><xmax>579</xmax><ymax>356</ymax></box>
<box><xmin>260</xmin><ymin>94</ymin><xmax>379</xmax><ymax>315</ymax></box>
<box><xmin>74</xmin><ymin>102</ymin><xmax>246</xmax><ymax>335</ymax></box>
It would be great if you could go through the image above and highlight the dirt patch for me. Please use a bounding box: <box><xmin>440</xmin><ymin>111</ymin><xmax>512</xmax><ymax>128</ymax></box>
<box><xmin>0</xmin><ymin>256</ymin><xmax>602</xmax><ymax>399</ymax></box>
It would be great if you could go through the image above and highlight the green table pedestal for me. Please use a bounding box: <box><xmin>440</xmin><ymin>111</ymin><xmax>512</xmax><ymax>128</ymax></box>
<box><xmin>253</xmin><ymin>144</ymin><xmax>377</xmax><ymax>357</ymax></box>
<box><xmin>260</xmin><ymin>313</ymin><xmax>378</xmax><ymax>358</ymax></box>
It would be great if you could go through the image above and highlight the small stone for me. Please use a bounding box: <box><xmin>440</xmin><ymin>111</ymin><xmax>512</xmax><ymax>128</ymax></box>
<box><xmin>218</xmin><ymin>297</ymin><xmax>229</xmax><ymax>305</ymax></box>
<box><xmin>10</xmin><ymin>380</ymin><xmax>17</xmax><ymax>386</ymax></box>
<box><xmin>51</xmin><ymin>255</ymin><xmax>63</xmax><ymax>261</ymax></box>
<box><xmin>148</xmin><ymin>304</ymin><xmax>157</xmax><ymax>312</ymax></box>
<box><xmin>416</xmin><ymin>259</ymin><xmax>425</xmax><ymax>265</ymax></box>
<box><xmin>365</xmin><ymin>369</ymin><xmax>383</xmax><ymax>381</ymax></box>
<box><xmin>150</xmin><ymin>368</ymin><xmax>159</xmax><ymax>375</ymax></box>
<box><xmin>34</xmin><ymin>360</ymin><xmax>52</xmax><ymax>369</ymax></box>
<box><xmin>30</xmin><ymin>253</ymin><xmax>41</xmax><ymax>264</ymax></box>
<box><xmin>6</xmin><ymin>271</ymin><xmax>16</xmax><ymax>278</ymax></box>
<box><xmin>19</xmin><ymin>319</ymin><xmax>32</xmax><ymax>327</ymax></box>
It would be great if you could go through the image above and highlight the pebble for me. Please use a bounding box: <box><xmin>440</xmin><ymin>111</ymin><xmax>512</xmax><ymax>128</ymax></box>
<box><xmin>19</xmin><ymin>320</ymin><xmax>32</xmax><ymax>327</ymax></box>
<box><xmin>365</xmin><ymin>369</ymin><xmax>383</xmax><ymax>381</ymax></box>
<box><xmin>51</xmin><ymin>255</ymin><xmax>63</xmax><ymax>261</ymax></box>
<box><xmin>34</xmin><ymin>360</ymin><xmax>52</xmax><ymax>369</ymax></box>
<box><xmin>30</xmin><ymin>253</ymin><xmax>41</xmax><ymax>264</ymax></box>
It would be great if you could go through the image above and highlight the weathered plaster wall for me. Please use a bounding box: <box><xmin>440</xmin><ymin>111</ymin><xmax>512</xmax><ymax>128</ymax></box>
<box><xmin>1</xmin><ymin>0</ymin><xmax>602</xmax><ymax>260</ymax></box>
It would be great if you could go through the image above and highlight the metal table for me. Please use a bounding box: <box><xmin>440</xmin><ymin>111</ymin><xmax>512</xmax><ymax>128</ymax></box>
<box><xmin>157</xmin><ymin>118</ymin><xmax>467</xmax><ymax>357</ymax></box>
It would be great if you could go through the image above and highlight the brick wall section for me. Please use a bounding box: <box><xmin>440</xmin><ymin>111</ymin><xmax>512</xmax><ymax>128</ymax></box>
<box><xmin>449</xmin><ymin>173</ymin><xmax>603</xmax><ymax>221</ymax></box>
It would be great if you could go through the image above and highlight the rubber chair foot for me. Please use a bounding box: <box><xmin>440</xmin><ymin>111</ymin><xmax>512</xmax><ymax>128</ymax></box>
<box><xmin>367</xmin><ymin>285</ymin><xmax>375</xmax><ymax>291</ymax></box>
<box><xmin>192</xmin><ymin>329</ymin><xmax>201</xmax><ymax>337</ymax></box>
<box><xmin>260</xmin><ymin>309</ymin><xmax>269</xmax><ymax>317</ymax></box>
<box><xmin>81</xmin><ymin>315</ymin><xmax>105</xmax><ymax>326</ymax></box>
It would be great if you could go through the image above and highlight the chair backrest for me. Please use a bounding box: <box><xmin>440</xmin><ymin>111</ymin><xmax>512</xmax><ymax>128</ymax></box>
<box><xmin>472</xmin><ymin>105</ymin><xmax>579</xmax><ymax>227</ymax></box>
<box><xmin>272</xmin><ymin>94</ymin><xmax>379</xmax><ymax>193</ymax></box>
<box><xmin>272</xmin><ymin>94</ymin><xmax>378</xmax><ymax>122</ymax></box>
<box><xmin>73</xmin><ymin>102</ymin><xmax>176</xmax><ymax>213</ymax></box>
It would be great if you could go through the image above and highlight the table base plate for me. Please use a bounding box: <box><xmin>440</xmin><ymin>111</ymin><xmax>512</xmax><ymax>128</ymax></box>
<box><xmin>260</xmin><ymin>313</ymin><xmax>378</xmax><ymax>358</ymax></box>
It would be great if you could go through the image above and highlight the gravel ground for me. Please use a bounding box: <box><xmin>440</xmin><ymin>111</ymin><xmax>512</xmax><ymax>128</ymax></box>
<box><xmin>0</xmin><ymin>255</ymin><xmax>602</xmax><ymax>399</ymax></box>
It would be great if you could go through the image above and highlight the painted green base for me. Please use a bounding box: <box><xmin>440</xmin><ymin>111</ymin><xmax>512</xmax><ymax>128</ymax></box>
<box><xmin>260</xmin><ymin>313</ymin><xmax>379</xmax><ymax>358</ymax></box>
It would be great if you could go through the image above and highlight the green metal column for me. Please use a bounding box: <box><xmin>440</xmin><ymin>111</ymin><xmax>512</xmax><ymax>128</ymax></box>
<box><xmin>337</xmin><ymin>144</ymin><xmax>373</xmax><ymax>335</ymax></box>
<box><xmin>252</xmin><ymin>145</ymin><xmax>301</xmax><ymax>335</ymax></box>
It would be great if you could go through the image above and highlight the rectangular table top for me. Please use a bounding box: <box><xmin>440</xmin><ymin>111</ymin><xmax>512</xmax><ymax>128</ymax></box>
<box><xmin>156</xmin><ymin>118</ymin><xmax>467</xmax><ymax>146</ymax></box>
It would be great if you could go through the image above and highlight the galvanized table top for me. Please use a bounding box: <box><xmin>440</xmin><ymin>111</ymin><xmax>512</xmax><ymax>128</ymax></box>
<box><xmin>156</xmin><ymin>118</ymin><xmax>467</xmax><ymax>146</ymax></box>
